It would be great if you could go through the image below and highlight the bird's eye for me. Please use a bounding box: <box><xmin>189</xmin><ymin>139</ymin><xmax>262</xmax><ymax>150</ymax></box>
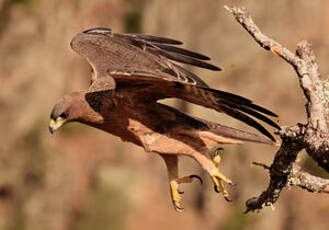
<box><xmin>59</xmin><ymin>112</ymin><xmax>67</xmax><ymax>119</ymax></box>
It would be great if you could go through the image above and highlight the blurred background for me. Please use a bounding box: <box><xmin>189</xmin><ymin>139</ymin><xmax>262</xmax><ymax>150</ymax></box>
<box><xmin>1</xmin><ymin>0</ymin><xmax>329</xmax><ymax>229</ymax></box>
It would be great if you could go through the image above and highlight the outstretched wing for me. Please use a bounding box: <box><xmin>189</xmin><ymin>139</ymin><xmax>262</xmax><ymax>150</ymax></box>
<box><xmin>70</xmin><ymin>27</ymin><xmax>221</xmax><ymax>87</ymax></box>
<box><xmin>105</xmin><ymin>69</ymin><xmax>279</xmax><ymax>141</ymax></box>
<box><xmin>72</xmin><ymin>28</ymin><xmax>279</xmax><ymax>141</ymax></box>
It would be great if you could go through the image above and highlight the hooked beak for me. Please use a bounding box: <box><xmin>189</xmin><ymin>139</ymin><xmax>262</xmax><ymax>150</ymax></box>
<box><xmin>49</xmin><ymin>117</ymin><xmax>66</xmax><ymax>134</ymax></box>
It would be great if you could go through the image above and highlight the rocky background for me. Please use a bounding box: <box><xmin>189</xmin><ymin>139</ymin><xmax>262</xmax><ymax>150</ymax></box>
<box><xmin>0</xmin><ymin>0</ymin><xmax>328</xmax><ymax>229</ymax></box>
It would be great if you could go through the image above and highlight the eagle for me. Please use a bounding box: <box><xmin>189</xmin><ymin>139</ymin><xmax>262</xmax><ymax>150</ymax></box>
<box><xmin>49</xmin><ymin>28</ymin><xmax>279</xmax><ymax>212</ymax></box>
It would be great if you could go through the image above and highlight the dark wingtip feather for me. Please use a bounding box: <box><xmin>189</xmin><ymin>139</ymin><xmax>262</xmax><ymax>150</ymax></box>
<box><xmin>155</xmin><ymin>43</ymin><xmax>210</xmax><ymax>60</ymax></box>
<box><xmin>195</xmin><ymin>86</ymin><xmax>279</xmax><ymax>140</ymax></box>
<box><xmin>243</xmin><ymin>103</ymin><xmax>278</xmax><ymax>117</ymax></box>
<box><xmin>151</xmin><ymin>47</ymin><xmax>221</xmax><ymax>71</ymax></box>
<box><xmin>122</xmin><ymin>32</ymin><xmax>221</xmax><ymax>71</ymax></box>
<box><xmin>203</xmin><ymin>87</ymin><xmax>278</xmax><ymax>117</ymax></box>
<box><xmin>221</xmin><ymin>106</ymin><xmax>276</xmax><ymax>142</ymax></box>
<box><xmin>223</xmin><ymin>101</ymin><xmax>280</xmax><ymax>130</ymax></box>
<box><xmin>130</xmin><ymin>33</ymin><xmax>183</xmax><ymax>45</ymax></box>
<box><xmin>203</xmin><ymin>87</ymin><xmax>253</xmax><ymax>104</ymax></box>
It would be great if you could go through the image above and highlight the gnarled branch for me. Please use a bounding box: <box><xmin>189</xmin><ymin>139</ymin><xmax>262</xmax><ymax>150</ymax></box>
<box><xmin>225</xmin><ymin>5</ymin><xmax>329</xmax><ymax>213</ymax></box>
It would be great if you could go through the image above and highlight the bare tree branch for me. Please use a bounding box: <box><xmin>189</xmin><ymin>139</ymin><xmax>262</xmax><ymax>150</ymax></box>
<box><xmin>288</xmin><ymin>164</ymin><xmax>329</xmax><ymax>193</ymax></box>
<box><xmin>224</xmin><ymin>5</ymin><xmax>329</xmax><ymax>213</ymax></box>
<box><xmin>253</xmin><ymin>161</ymin><xmax>329</xmax><ymax>193</ymax></box>
<box><xmin>252</xmin><ymin>162</ymin><xmax>270</xmax><ymax>170</ymax></box>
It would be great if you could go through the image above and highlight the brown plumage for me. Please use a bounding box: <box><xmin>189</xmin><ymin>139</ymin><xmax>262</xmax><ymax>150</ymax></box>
<box><xmin>49</xmin><ymin>28</ymin><xmax>279</xmax><ymax>212</ymax></box>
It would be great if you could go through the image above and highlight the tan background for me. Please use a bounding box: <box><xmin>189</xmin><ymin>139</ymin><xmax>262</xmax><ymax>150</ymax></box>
<box><xmin>0</xmin><ymin>0</ymin><xmax>328</xmax><ymax>229</ymax></box>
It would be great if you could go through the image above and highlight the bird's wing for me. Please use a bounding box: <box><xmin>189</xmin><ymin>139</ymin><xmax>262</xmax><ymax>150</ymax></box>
<box><xmin>116</xmin><ymin>32</ymin><xmax>221</xmax><ymax>71</ymax></box>
<box><xmin>105</xmin><ymin>69</ymin><xmax>279</xmax><ymax>141</ymax></box>
<box><xmin>72</xmin><ymin>28</ymin><xmax>279</xmax><ymax>141</ymax></box>
<box><xmin>70</xmin><ymin>28</ymin><xmax>221</xmax><ymax>87</ymax></box>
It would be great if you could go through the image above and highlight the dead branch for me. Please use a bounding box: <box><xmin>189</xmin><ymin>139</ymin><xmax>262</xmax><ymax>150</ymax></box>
<box><xmin>288</xmin><ymin>164</ymin><xmax>329</xmax><ymax>193</ymax></box>
<box><xmin>224</xmin><ymin>5</ymin><xmax>329</xmax><ymax>213</ymax></box>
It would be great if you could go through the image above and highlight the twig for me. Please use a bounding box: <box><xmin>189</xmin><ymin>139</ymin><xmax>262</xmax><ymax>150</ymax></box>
<box><xmin>252</xmin><ymin>160</ymin><xmax>329</xmax><ymax>193</ymax></box>
<box><xmin>252</xmin><ymin>162</ymin><xmax>270</xmax><ymax>170</ymax></box>
<box><xmin>225</xmin><ymin>5</ymin><xmax>329</xmax><ymax>213</ymax></box>
<box><xmin>288</xmin><ymin>164</ymin><xmax>329</xmax><ymax>193</ymax></box>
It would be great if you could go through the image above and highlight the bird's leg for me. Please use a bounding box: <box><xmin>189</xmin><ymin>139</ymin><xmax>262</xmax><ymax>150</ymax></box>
<box><xmin>160</xmin><ymin>154</ymin><xmax>203</xmax><ymax>212</ymax></box>
<box><xmin>191</xmin><ymin>150</ymin><xmax>232</xmax><ymax>201</ymax></box>
<box><xmin>212</xmin><ymin>147</ymin><xmax>223</xmax><ymax>167</ymax></box>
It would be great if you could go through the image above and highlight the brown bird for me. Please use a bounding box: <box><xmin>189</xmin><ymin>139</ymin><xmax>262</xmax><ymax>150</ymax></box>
<box><xmin>49</xmin><ymin>28</ymin><xmax>279</xmax><ymax>212</ymax></box>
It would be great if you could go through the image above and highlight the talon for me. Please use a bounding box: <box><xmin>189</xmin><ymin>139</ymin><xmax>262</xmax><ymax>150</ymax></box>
<box><xmin>224</xmin><ymin>196</ymin><xmax>232</xmax><ymax>202</ymax></box>
<box><xmin>213</xmin><ymin>182</ymin><xmax>227</xmax><ymax>195</ymax></box>
<box><xmin>210</xmin><ymin>169</ymin><xmax>232</xmax><ymax>200</ymax></box>
<box><xmin>189</xmin><ymin>174</ymin><xmax>203</xmax><ymax>184</ymax></box>
<box><xmin>211</xmin><ymin>170</ymin><xmax>232</xmax><ymax>185</ymax></box>
<box><xmin>170</xmin><ymin>175</ymin><xmax>201</xmax><ymax>212</ymax></box>
<box><xmin>214</xmin><ymin>185</ymin><xmax>220</xmax><ymax>193</ymax></box>
<box><xmin>173</xmin><ymin>202</ymin><xmax>184</xmax><ymax>212</ymax></box>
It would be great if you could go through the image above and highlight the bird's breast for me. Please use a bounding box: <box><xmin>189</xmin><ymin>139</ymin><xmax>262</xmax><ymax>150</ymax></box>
<box><xmin>96</xmin><ymin>102</ymin><xmax>178</xmax><ymax>149</ymax></box>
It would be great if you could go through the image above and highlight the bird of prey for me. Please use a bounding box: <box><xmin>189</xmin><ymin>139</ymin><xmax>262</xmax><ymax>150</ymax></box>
<box><xmin>49</xmin><ymin>28</ymin><xmax>279</xmax><ymax>212</ymax></box>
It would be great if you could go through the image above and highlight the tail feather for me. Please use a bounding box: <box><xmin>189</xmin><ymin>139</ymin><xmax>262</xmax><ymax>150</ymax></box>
<box><xmin>199</xmin><ymin>119</ymin><xmax>276</xmax><ymax>145</ymax></box>
<box><xmin>158</xmin><ymin>103</ymin><xmax>277</xmax><ymax>145</ymax></box>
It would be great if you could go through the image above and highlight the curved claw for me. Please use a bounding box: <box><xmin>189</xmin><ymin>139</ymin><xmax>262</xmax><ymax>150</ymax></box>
<box><xmin>173</xmin><ymin>202</ymin><xmax>184</xmax><ymax>213</ymax></box>
<box><xmin>214</xmin><ymin>185</ymin><xmax>231</xmax><ymax>202</ymax></box>
<box><xmin>189</xmin><ymin>174</ymin><xmax>203</xmax><ymax>185</ymax></box>
<box><xmin>214</xmin><ymin>185</ymin><xmax>220</xmax><ymax>193</ymax></box>
<box><xmin>224</xmin><ymin>196</ymin><xmax>232</xmax><ymax>202</ymax></box>
<box><xmin>214</xmin><ymin>147</ymin><xmax>224</xmax><ymax>157</ymax></box>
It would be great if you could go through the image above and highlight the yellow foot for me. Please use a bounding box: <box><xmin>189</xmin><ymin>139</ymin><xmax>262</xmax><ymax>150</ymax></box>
<box><xmin>210</xmin><ymin>169</ymin><xmax>232</xmax><ymax>201</ymax></box>
<box><xmin>212</xmin><ymin>147</ymin><xmax>224</xmax><ymax>167</ymax></box>
<box><xmin>210</xmin><ymin>147</ymin><xmax>233</xmax><ymax>202</ymax></box>
<box><xmin>170</xmin><ymin>175</ymin><xmax>203</xmax><ymax>212</ymax></box>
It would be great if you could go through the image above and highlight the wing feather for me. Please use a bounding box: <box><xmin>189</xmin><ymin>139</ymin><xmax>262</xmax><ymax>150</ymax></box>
<box><xmin>72</xmin><ymin>28</ymin><xmax>220</xmax><ymax>87</ymax></box>
<box><xmin>147</xmin><ymin>46</ymin><xmax>221</xmax><ymax>71</ymax></box>
<box><xmin>221</xmin><ymin>100</ymin><xmax>280</xmax><ymax>129</ymax></box>
<box><xmin>107</xmin><ymin>70</ymin><xmax>279</xmax><ymax>141</ymax></box>
<box><xmin>202</xmin><ymin>87</ymin><xmax>277</xmax><ymax>117</ymax></box>
<box><xmin>171</xmin><ymin>63</ymin><xmax>209</xmax><ymax>88</ymax></box>
<box><xmin>125</xmin><ymin>33</ymin><xmax>183</xmax><ymax>45</ymax></box>
<box><xmin>117</xmin><ymin>33</ymin><xmax>221</xmax><ymax>71</ymax></box>
<box><xmin>150</xmin><ymin>43</ymin><xmax>210</xmax><ymax>60</ymax></box>
<box><xmin>219</xmin><ymin>105</ymin><xmax>276</xmax><ymax>141</ymax></box>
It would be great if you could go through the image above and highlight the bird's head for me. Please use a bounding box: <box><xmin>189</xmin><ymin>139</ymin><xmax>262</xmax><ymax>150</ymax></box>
<box><xmin>49</xmin><ymin>93</ymin><xmax>77</xmax><ymax>134</ymax></box>
<box><xmin>49</xmin><ymin>92</ymin><xmax>104</xmax><ymax>134</ymax></box>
